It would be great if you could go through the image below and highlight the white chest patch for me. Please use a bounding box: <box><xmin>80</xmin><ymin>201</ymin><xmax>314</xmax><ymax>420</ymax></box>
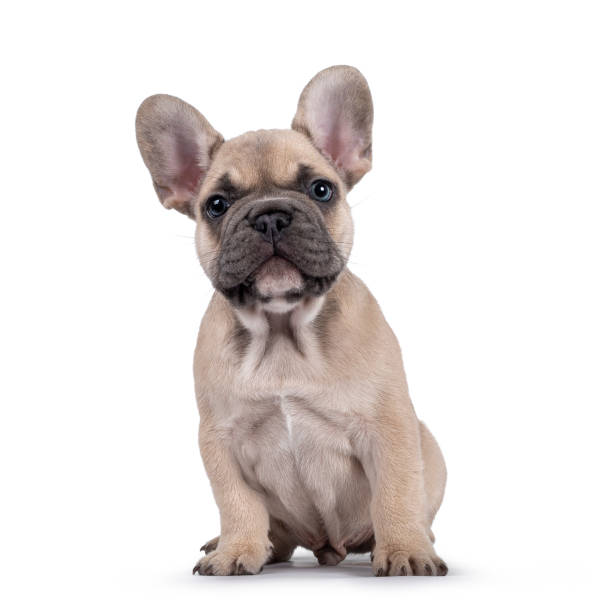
<box><xmin>233</xmin><ymin>296</ymin><xmax>326</xmax><ymax>395</ymax></box>
<box><xmin>280</xmin><ymin>394</ymin><xmax>293</xmax><ymax>440</ymax></box>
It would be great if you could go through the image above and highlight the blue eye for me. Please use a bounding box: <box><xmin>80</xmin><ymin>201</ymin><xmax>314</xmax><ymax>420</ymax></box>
<box><xmin>206</xmin><ymin>195</ymin><xmax>230</xmax><ymax>218</ymax></box>
<box><xmin>309</xmin><ymin>180</ymin><xmax>334</xmax><ymax>203</ymax></box>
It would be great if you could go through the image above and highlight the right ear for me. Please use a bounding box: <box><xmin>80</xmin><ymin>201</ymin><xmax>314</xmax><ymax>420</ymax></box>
<box><xmin>135</xmin><ymin>94</ymin><xmax>223</xmax><ymax>218</ymax></box>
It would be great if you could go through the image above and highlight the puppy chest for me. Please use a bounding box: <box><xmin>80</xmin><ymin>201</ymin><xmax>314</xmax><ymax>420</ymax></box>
<box><xmin>230</xmin><ymin>396</ymin><xmax>370</xmax><ymax>536</ymax></box>
<box><xmin>234</xmin><ymin>396</ymin><xmax>351</xmax><ymax>485</ymax></box>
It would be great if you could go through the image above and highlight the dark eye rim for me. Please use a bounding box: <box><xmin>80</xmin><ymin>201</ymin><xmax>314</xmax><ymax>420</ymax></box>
<box><xmin>204</xmin><ymin>195</ymin><xmax>230</xmax><ymax>219</ymax></box>
<box><xmin>308</xmin><ymin>179</ymin><xmax>334</xmax><ymax>203</ymax></box>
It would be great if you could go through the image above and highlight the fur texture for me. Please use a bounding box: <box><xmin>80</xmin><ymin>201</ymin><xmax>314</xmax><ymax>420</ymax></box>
<box><xmin>135</xmin><ymin>66</ymin><xmax>447</xmax><ymax>577</ymax></box>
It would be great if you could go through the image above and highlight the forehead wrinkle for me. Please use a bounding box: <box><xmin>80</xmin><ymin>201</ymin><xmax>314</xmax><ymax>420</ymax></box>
<box><xmin>208</xmin><ymin>171</ymin><xmax>250</xmax><ymax>200</ymax></box>
<box><xmin>206</xmin><ymin>129</ymin><xmax>342</xmax><ymax>196</ymax></box>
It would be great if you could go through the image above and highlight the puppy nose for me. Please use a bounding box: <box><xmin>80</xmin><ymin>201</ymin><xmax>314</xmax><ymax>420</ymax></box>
<box><xmin>253</xmin><ymin>211</ymin><xmax>292</xmax><ymax>243</ymax></box>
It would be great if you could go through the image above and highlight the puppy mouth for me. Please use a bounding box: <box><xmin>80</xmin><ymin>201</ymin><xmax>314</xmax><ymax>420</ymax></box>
<box><xmin>219</xmin><ymin>252</ymin><xmax>341</xmax><ymax>307</ymax></box>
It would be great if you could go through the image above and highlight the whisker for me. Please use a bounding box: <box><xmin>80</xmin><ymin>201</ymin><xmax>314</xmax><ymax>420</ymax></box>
<box><xmin>349</xmin><ymin>193</ymin><xmax>376</xmax><ymax>210</ymax></box>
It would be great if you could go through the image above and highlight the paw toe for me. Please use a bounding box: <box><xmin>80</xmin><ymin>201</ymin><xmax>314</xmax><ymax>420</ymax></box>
<box><xmin>200</xmin><ymin>536</ymin><xmax>220</xmax><ymax>554</ymax></box>
<box><xmin>373</xmin><ymin>549</ymin><xmax>448</xmax><ymax>577</ymax></box>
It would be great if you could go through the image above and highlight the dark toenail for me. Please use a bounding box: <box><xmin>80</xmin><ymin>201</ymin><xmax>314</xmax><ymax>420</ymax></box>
<box><xmin>376</xmin><ymin>568</ymin><xmax>385</xmax><ymax>577</ymax></box>
<box><xmin>425</xmin><ymin>564</ymin><xmax>433</xmax><ymax>575</ymax></box>
<box><xmin>192</xmin><ymin>564</ymin><xmax>199</xmax><ymax>574</ymax></box>
<box><xmin>400</xmin><ymin>565</ymin><xmax>408</xmax><ymax>576</ymax></box>
<box><xmin>439</xmin><ymin>563</ymin><xmax>448</xmax><ymax>576</ymax></box>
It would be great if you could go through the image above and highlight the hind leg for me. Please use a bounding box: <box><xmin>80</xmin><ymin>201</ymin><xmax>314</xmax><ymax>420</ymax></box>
<box><xmin>349</xmin><ymin>422</ymin><xmax>444</xmax><ymax>558</ymax></box>
<box><xmin>419</xmin><ymin>421</ymin><xmax>447</xmax><ymax>542</ymax></box>
<box><xmin>267</xmin><ymin>518</ymin><xmax>297</xmax><ymax>563</ymax></box>
<box><xmin>200</xmin><ymin>535</ymin><xmax>220</xmax><ymax>555</ymax></box>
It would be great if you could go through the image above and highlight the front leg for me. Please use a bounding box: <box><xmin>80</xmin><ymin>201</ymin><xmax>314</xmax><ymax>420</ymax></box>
<box><xmin>192</xmin><ymin>420</ymin><xmax>272</xmax><ymax>576</ymax></box>
<box><xmin>364</xmin><ymin>396</ymin><xmax>447</xmax><ymax>577</ymax></box>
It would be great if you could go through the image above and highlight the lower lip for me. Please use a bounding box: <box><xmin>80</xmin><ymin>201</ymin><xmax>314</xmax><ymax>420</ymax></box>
<box><xmin>254</xmin><ymin>256</ymin><xmax>304</xmax><ymax>297</ymax></box>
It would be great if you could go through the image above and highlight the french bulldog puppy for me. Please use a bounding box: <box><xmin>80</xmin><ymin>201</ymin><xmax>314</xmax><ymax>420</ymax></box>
<box><xmin>136</xmin><ymin>66</ymin><xmax>447</xmax><ymax>577</ymax></box>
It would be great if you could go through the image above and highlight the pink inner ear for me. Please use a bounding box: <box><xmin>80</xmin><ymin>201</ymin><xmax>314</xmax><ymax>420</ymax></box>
<box><xmin>311</xmin><ymin>95</ymin><xmax>364</xmax><ymax>171</ymax></box>
<box><xmin>160</xmin><ymin>126</ymin><xmax>205</xmax><ymax>200</ymax></box>
<box><xmin>325</xmin><ymin>121</ymin><xmax>364</xmax><ymax>171</ymax></box>
<box><xmin>171</xmin><ymin>133</ymin><xmax>204</xmax><ymax>194</ymax></box>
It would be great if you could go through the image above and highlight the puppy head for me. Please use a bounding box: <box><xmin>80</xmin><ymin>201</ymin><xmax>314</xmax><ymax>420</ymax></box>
<box><xmin>136</xmin><ymin>66</ymin><xmax>373</xmax><ymax>310</ymax></box>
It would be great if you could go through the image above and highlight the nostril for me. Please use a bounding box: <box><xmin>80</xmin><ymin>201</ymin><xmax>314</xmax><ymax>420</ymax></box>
<box><xmin>253</xmin><ymin>211</ymin><xmax>292</xmax><ymax>242</ymax></box>
<box><xmin>275</xmin><ymin>216</ymin><xmax>288</xmax><ymax>232</ymax></box>
<box><xmin>254</xmin><ymin>216</ymin><xmax>269</xmax><ymax>234</ymax></box>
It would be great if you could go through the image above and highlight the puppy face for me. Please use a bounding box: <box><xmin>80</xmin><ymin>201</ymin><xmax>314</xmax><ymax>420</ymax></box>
<box><xmin>195</xmin><ymin>130</ymin><xmax>351</xmax><ymax>307</ymax></box>
<box><xmin>136</xmin><ymin>66</ymin><xmax>373</xmax><ymax>310</ymax></box>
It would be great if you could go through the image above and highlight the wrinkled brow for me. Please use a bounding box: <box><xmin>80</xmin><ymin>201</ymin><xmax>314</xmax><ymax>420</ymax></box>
<box><xmin>292</xmin><ymin>164</ymin><xmax>316</xmax><ymax>190</ymax></box>
<box><xmin>272</xmin><ymin>164</ymin><xmax>325</xmax><ymax>192</ymax></box>
<box><xmin>210</xmin><ymin>165</ymin><xmax>324</xmax><ymax>200</ymax></box>
<box><xmin>209</xmin><ymin>173</ymin><xmax>250</xmax><ymax>200</ymax></box>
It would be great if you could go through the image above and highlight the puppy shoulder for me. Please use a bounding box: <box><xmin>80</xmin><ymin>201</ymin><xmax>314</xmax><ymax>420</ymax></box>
<box><xmin>193</xmin><ymin>292</ymin><xmax>240</xmax><ymax>387</ymax></box>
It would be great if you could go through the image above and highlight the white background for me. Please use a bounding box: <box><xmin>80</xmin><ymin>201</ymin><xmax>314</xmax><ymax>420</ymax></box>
<box><xmin>1</xmin><ymin>1</ymin><xmax>611</xmax><ymax>610</ymax></box>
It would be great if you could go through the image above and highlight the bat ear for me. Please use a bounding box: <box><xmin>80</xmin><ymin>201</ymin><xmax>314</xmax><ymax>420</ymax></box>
<box><xmin>135</xmin><ymin>94</ymin><xmax>223</xmax><ymax>218</ymax></box>
<box><xmin>292</xmin><ymin>65</ymin><xmax>373</xmax><ymax>189</ymax></box>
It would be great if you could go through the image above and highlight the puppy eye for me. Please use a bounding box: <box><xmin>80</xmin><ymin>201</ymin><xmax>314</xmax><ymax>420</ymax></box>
<box><xmin>205</xmin><ymin>195</ymin><xmax>230</xmax><ymax>219</ymax></box>
<box><xmin>308</xmin><ymin>180</ymin><xmax>334</xmax><ymax>203</ymax></box>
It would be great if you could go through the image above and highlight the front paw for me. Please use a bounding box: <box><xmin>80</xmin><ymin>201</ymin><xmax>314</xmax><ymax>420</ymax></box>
<box><xmin>372</xmin><ymin>533</ymin><xmax>447</xmax><ymax>577</ymax></box>
<box><xmin>193</xmin><ymin>540</ymin><xmax>270</xmax><ymax>576</ymax></box>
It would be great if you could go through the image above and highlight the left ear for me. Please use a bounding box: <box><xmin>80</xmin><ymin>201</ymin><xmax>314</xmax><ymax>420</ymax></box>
<box><xmin>135</xmin><ymin>94</ymin><xmax>223</xmax><ymax>218</ymax></box>
<box><xmin>291</xmin><ymin>65</ymin><xmax>373</xmax><ymax>189</ymax></box>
